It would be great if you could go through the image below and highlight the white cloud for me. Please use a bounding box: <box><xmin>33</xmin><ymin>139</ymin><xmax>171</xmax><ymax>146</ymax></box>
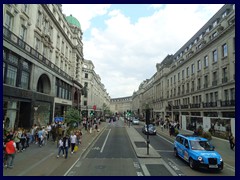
<box><xmin>63</xmin><ymin>4</ymin><xmax>224</xmax><ymax>98</ymax></box>
<box><xmin>62</xmin><ymin>4</ymin><xmax>111</xmax><ymax>31</ymax></box>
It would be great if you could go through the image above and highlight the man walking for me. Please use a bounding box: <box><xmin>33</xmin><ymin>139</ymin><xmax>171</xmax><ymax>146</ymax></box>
<box><xmin>5</xmin><ymin>136</ymin><xmax>17</xmax><ymax>168</ymax></box>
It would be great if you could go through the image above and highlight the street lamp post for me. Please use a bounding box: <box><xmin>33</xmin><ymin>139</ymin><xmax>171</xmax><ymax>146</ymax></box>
<box><xmin>146</xmin><ymin>108</ymin><xmax>150</xmax><ymax>155</ymax></box>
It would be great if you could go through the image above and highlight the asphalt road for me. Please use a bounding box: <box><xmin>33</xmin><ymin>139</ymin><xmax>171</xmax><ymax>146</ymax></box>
<box><xmin>66</xmin><ymin>120</ymin><xmax>144</xmax><ymax>176</ymax></box>
<box><xmin>134</xmin><ymin>124</ymin><xmax>235</xmax><ymax>176</ymax></box>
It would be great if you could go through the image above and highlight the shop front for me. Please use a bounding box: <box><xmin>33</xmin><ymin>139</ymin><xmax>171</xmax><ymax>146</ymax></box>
<box><xmin>3</xmin><ymin>85</ymin><xmax>54</xmax><ymax>130</ymax></box>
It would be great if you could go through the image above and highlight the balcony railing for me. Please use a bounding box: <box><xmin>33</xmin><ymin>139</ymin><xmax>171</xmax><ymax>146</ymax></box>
<box><xmin>221</xmin><ymin>100</ymin><xmax>235</xmax><ymax>107</ymax></box>
<box><xmin>173</xmin><ymin>105</ymin><xmax>180</xmax><ymax>109</ymax></box>
<box><xmin>190</xmin><ymin>104</ymin><xmax>201</xmax><ymax>108</ymax></box>
<box><xmin>202</xmin><ymin>102</ymin><xmax>217</xmax><ymax>108</ymax></box>
<box><xmin>3</xmin><ymin>26</ymin><xmax>72</xmax><ymax>81</ymax></box>
<box><xmin>181</xmin><ymin>105</ymin><xmax>189</xmax><ymax>109</ymax></box>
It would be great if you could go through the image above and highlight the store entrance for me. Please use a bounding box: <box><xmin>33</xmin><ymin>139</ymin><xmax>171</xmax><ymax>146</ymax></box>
<box><xmin>18</xmin><ymin>102</ymin><xmax>31</xmax><ymax>129</ymax></box>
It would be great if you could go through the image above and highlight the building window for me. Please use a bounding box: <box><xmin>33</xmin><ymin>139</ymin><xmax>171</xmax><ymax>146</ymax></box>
<box><xmin>21</xmin><ymin>71</ymin><xmax>29</xmax><ymax>89</ymax></box>
<box><xmin>6</xmin><ymin>65</ymin><xmax>17</xmax><ymax>86</ymax></box>
<box><xmin>57</xmin><ymin>35</ymin><xmax>60</xmax><ymax>49</ymax></box>
<box><xmin>230</xmin><ymin>88</ymin><xmax>235</xmax><ymax>100</ymax></box>
<box><xmin>178</xmin><ymin>72</ymin><xmax>180</xmax><ymax>81</ymax></box>
<box><xmin>186</xmin><ymin>67</ymin><xmax>189</xmax><ymax>77</ymax></box>
<box><xmin>204</xmin><ymin>75</ymin><xmax>208</xmax><ymax>88</ymax></box>
<box><xmin>198</xmin><ymin>60</ymin><xmax>201</xmax><ymax>71</ymax></box>
<box><xmin>35</xmin><ymin>37</ymin><xmax>41</xmax><ymax>51</ymax></box>
<box><xmin>214</xmin><ymin>92</ymin><xmax>218</xmax><ymax>102</ymax></box>
<box><xmin>213</xmin><ymin>50</ymin><xmax>218</xmax><ymax>63</ymax></box>
<box><xmin>3</xmin><ymin>62</ymin><xmax>5</xmax><ymax>81</ymax></box>
<box><xmin>5</xmin><ymin>12</ymin><xmax>13</xmax><ymax>30</ymax></box>
<box><xmin>84</xmin><ymin>101</ymin><xmax>87</xmax><ymax>106</ymax></box>
<box><xmin>61</xmin><ymin>41</ymin><xmax>64</xmax><ymax>53</ymax></box>
<box><xmin>222</xmin><ymin>43</ymin><xmax>228</xmax><ymax>57</ymax></box>
<box><xmin>36</xmin><ymin>11</ymin><xmax>42</xmax><ymax>27</ymax></box>
<box><xmin>85</xmin><ymin>73</ymin><xmax>88</xmax><ymax>78</ymax></box>
<box><xmin>20</xmin><ymin>19</ymin><xmax>27</xmax><ymax>40</ymax></box>
<box><xmin>204</xmin><ymin>55</ymin><xmax>208</xmax><ymax>67</ymax></box>
<box><xmin>191</xmin><ymin>64</ymin><xmax>195</xmax><ymax>74</ymax></box>
<box><xmin>224</xmin><ymin>90</ymin><xmax>229</xmax><ymax>101</ymax></box>
<box><xmin>23</xmin><ymin>4</ymin><xmax>28</xmax><ymax>13</ymax></box>
<box><xmin>197</xmin><ymin>78</ymin><xmax>201</xmax><ymax>89</ymax></box>
<box><xmin>182</xmin><ymin>70</ymin><xmax>185</xmax><ymax>79</ymax></box>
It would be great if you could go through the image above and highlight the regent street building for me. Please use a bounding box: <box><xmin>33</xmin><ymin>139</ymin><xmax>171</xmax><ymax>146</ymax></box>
<box><xmin>3</xmin><ymin>4</ymin><xmax>84</xmax><ymax>129</ymax></box>
<box><xmin>81</xmin><ymin>59</ymin><xmax>111</xmax><ymax>117</ymax></box>
<box><xmin>132</xmin><ymin>4</ymin><xmax>235</xmax><ymax>136</ymax></box>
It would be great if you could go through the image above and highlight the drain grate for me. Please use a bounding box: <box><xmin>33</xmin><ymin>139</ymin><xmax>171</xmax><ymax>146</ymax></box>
<box><xmin>134</xmin><ymin>141</ymin><xmax>146</xmax><ymax>148</ymax></box>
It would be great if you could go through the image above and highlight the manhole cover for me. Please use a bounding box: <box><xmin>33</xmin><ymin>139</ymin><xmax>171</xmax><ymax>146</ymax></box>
<box><xmin>134</xmin><ymin>141</ymin><xmax>146</xmax><ymax>148</ymax></box>
<box><xmin>146</xmin><ymin>164</ymin><xmax>173</xmax><ymax>176</ymax></box>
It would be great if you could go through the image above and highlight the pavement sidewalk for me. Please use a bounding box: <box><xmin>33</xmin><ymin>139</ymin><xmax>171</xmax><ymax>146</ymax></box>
<box><xmin>3</xmin><ymin>122</ymin><xmax>108</xmax><ymax>176</ymax></box>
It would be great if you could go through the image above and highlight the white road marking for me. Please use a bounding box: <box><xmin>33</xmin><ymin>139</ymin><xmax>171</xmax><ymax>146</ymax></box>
<box><xmin>100</xmin><ymin>129</ymin><xmax>111</xmax><ymax>153</ymax></box>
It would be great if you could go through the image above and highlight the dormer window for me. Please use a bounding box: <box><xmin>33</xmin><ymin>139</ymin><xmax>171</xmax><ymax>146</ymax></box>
<box><xmin>213</xmin><ymin>20</ymin><xmax>218</xmax><ymax>27</ymax></box>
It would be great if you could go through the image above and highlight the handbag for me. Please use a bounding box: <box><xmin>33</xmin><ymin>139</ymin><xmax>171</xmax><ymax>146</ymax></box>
<box><xmin>74</xmin><ymin>145</ymin><xmax>78</xmax><ymax>152</ymax></box>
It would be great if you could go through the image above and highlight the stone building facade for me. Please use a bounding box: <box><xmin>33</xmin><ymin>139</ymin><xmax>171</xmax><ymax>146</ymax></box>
<box><xmin>3</xmin><ymin>4</ymin><xmax>84</xmax><ymax>129</ymax></box>
<box><xmin>81</xmin><ymin>59</ymin><xmax>111</xmax><ymax>117</ymax></box>
<box><xmin>132</xmin><ymin>4</ymin><xmax>235</xmax><ymax>135</ymax></box>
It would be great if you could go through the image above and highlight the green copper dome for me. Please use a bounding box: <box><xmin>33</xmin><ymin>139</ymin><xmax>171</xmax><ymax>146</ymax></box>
<box><xmin>66</xmin><ymin>15</ymin><xmax>81</xmax><ymax>28</ymax></box>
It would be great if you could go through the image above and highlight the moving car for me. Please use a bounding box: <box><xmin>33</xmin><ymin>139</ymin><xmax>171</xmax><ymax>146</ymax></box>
<box><xmin>132</xmin><ymin>118</ymin><xmax>140</xmax><ymax>125</ymax></box>
<box><xmin>174</xmin><ymin>134</ymin><xmax>223</xmax><ymax>170</ymax></box>
<box><xmin>142</xmin><ymin>124</ymin><xmax>156</xmax><ymax>135</ymax></box>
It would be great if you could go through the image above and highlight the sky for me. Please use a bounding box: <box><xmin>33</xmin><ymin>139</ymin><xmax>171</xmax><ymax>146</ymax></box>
<box><xmin>62</xmin><ymin>4</ymin><xmax>224</xmax><ymax>98</ymax></box>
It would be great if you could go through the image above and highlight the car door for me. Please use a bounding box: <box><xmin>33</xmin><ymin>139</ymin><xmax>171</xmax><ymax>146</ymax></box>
<box><xmin>183</xmin><ymin>139</ymin><xmax>190</xmax><ymax>161</ymax></box>
<box><xmin>176</xmin><ymin>137</ymin><xmax>185</xmax><ymax>159</ymax></box>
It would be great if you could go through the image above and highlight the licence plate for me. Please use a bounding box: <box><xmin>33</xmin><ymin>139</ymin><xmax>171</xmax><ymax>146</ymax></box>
<box><xmin>209</xmin><ymin>165</ymin><xmax>218</xmax><ymax>168</ymax></box>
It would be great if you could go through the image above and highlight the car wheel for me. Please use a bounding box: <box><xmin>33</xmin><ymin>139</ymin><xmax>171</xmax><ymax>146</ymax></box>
<box><xmin>174</xmin><ymin>148</ymin><xmax>178</xmax><ymax>157</ymax></box>
<box><xmin>189</xmin><ymin>158</ymin><xmax>196</xmax><ymax>169</ymax></box>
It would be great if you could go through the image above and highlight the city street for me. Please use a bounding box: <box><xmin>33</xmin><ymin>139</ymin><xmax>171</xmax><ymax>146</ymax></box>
<box><xmin>3</xmin><ymin>117</ymin><xmax>235</xmax><ymax>176</ymax></box>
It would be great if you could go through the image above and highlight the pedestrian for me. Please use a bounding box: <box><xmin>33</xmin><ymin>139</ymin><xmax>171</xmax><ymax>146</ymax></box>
<box><xmin>63</xmin><ymin>135</ymin><xmax>71</xmax><ymax>159</ymax></box>
<box><xmin>57</xmin><ymin>136</ymin><xmax>64</xmax><ymax>158</ymax></box>
<box><xmin>229</xmin><ymin>133</ymin><xmax>235</xmax><ymax>150</ymax></box>
<box><xmin>46</xmin><ymin>123</ymin><xmax>52</xmax><ymax>141</ymax></box>
<box><xmin>13</xmin><ymin>130</ymin><xmax>20</xmax><ymax>152</ymax></box>
<box><xmin>5</xmin><ymin>136</ymin><xmax>17</xmax><ymax>168</ymax></box>
<box><xmin>37</xmin><ymin>128</ymin><xmax>43</xmax><ymax>147</ymax></box>
<box><xmin>70</xmin><ymin>132</ymin><xmax>77</xmax><ymax>154</ymax></box>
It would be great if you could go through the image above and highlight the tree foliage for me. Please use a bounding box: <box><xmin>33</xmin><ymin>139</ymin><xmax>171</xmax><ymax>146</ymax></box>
<box><xmin>64</xmin><ymin>107</ymin><xmax>81</xmax><ymax>126</ymax></box>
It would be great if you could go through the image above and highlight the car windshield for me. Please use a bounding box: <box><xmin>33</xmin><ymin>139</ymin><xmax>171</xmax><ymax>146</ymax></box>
<box><xmin>145</xmin><ymin>124</ymin><xmax>155</xmax><ymax>128</ymax></box>
<box><xmin>190</xmin><ymin>140</ymin><xmax>214</xmax><ymax>151</ymax></box>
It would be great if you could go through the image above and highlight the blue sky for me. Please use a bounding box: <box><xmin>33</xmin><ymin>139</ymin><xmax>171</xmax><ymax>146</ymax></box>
<box><xmin>62</xmin><ymin>4</ymin><xmax>224</xmax><ymax>98</ymax></box>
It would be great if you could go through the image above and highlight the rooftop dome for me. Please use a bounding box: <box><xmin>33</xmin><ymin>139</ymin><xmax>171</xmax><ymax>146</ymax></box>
<box><xmin>66</xmin><ymin>14</ymin><xmax>81</xmax><ymax>28</ymax></box>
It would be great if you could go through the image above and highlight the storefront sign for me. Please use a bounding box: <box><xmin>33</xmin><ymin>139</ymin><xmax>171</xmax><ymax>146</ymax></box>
<box><xmin>54</xmin><ymin>117</ymin><xmax>64</xmax><ymax>122</ymax></box>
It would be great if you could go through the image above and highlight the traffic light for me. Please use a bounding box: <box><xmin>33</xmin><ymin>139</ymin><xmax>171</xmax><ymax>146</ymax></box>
<box><xmin>90</xmin><ymin>111</ymin><xmax>94</xmax><ymax>116</ymax></box>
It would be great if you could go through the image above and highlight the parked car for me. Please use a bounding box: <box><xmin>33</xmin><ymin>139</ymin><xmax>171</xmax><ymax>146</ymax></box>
<box><xmin>142</xmin><ymin>124</ymin><xmax>156</xmax><ymax>135</ymax></box>
<box><xmin>174</xmin><ymin>134</ymin><xmax>223</xmax><ymax>171</ymax></box>
<box><xmin>132</xmin><ymin>118</ymin><xmax>140</xmax><ymax>125</ymax></box>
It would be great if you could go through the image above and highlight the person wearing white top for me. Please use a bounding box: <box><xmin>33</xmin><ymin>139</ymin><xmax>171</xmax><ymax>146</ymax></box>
<box><xmin>70</xmin><ymin>133</ymin><xmax>77</xmax><ymax>154</ymax></box>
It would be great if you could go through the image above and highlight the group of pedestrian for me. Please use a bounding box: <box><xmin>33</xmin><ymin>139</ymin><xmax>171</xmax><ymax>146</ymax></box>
<box><xmin>82</xmin><ymin>117</ymin><xmax>101</xmax><ymax>134</ymax></box>
<box><xmin>57</xmin><ymin>129</ymin><xmax>82</xmax><ymax>159</ymax></box>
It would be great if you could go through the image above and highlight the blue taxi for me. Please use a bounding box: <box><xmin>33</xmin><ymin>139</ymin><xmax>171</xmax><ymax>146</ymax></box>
<box><xmin>174</xmin><ymin>134</ymin><xmax>223</xmax><ymax>170</ymax></box>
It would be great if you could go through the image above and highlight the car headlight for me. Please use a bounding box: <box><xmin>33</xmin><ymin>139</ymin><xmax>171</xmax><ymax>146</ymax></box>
<box><xmin>198</xmin><ymin>156</ymin><xmax>203</xmax><ymax>162</ymax></box>
<box><xmin>220</xmin><ymin>158</ymin><xmax>223</xmax><ymax>162</ymax></box>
